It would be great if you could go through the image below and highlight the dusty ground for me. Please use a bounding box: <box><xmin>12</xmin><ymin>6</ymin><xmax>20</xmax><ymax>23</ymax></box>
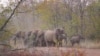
<box><xmin>1</xmin><ymin>47</ymin><xmax>100</xmax><ymax>56</ymax></box>
<box><xmin>31</xmin><ymin>47</ymin><xmax>100</xmax><ymax>56</ymax></box>
<box><xmin>83</xmin><ymin>48</ymin><xmax>100</xmax><ymax>56</ymax></box>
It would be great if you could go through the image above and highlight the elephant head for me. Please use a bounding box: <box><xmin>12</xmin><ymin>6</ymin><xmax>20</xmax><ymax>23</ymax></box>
<box><xmin>27</xmin><ymin>31</ymin><xmax>32</xmax><ymax>37</ymax></box>
<box><xmin>55</xmin><ymin>28</ymin><xmax>66</xmax><ymax>40</ymax></box>
<box><xmin>55</xmin><ymin>28</ymin><xmax>67</xmax><ymax>46</ymax></box>
<box><xmin>10</xmin><ymin>31</ymin><xmax>25</xmax><ymax>46</ymax></box>
<box><xmin>15</xmin><ymin>31</ymin><xmax>21</xmax><ymax>38</ymax></box>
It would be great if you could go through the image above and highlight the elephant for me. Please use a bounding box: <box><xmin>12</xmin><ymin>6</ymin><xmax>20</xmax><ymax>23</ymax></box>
<box><xmin>32</xmin><ymin>30</ymin><xmax>45</xmax><ymax>47</ymax></box>
<box><xmin>24</xmin><ymin>30</ymin><xmax>45</xmax><ymax>47</ymax></box>
<box><xmin>12</xmin><ymin>31</ymin><xmax>25</xmax><ymax>45</ymax></box>
<box><xmin>15</xmin><ymin>31</ymin><xmax>21</xmax><ymax>38</ymax></box>
<box><xmin>70</xmin><ymin>35</ymin><xmax>85</xmax><ymax>46</ymax></box>
<box><xmin>43</xmin><ymin>28</ymin><xmax>67</xmax><ymax>47</ymax></box>
<box><xmin>15</xmin><ymin>31</ymin><xmax>25</xmax><ymax>38</ymax></box>
<box><xmin>9</xmin><ymin>31</ymin><xmax>26</xmax><ymax>48</ymax></box>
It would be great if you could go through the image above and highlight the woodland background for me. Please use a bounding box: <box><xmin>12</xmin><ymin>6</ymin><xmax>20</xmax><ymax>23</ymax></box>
<box><xmin>0</xmin><ymin>0</ymin><xmax>100</xmax><ymax>42</ymax></box>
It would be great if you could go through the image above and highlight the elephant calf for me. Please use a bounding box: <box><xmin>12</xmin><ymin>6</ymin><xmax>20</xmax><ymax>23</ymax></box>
<box><xmin>70</xmin><ymin>35</ymin><xmax>85</xmax><ymax>46</ymax></box>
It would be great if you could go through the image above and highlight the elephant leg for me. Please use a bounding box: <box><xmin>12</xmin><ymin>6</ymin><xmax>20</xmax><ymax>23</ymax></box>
<box><xmin>41</xmin><ymin>40</ymin><xmax>46</xmax><ymax>47</ymax></box>
<box><xmin>76</xmin><ymin>41</ymin><xmax>80</xmax><ymax>46</ymax></box>
<box><xmin>59</xmin><ymin>41</ymin><xmax>62</xmax><ymax>47</ymax></box>
<box><xmin>14</xmin><ymin>38</ymin><xmax>17</xmax><ymax>45</ymax></box>
<box><xmin>46</xmin><ymin>41</ymin><xmax>55</xmax><ymax>47</ymax></box>
<box><xmin>51</xmin><ymin>41</ymin><xmax>56</xmax><ymax>46</ymax></box>
<box><xmin>45</xmin><ymin>41</ymin><xmax>49</xmax><ymax>47</ymax></box>
<box><xmin>71</xmin><ymin>42</ymin><xmax>75</xmax><ymax>47</ymax></box>
<box><xmin>38</xmin><ymin>39</ymin><xmax>42</xmax><ymax>47</ymax></box>
<box><xmin>47</xmin><ymin>41</ymin><xmax>52</xmax><ymax>46</ymax></box>
<box><xmin>56</xmin><ymin>40</ymin><xmax>62</xmax><ymax>47</ymax></box>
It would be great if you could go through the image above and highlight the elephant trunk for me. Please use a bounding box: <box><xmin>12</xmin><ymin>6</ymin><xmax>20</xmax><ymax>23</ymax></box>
<box><xmin>64</xmin><ymin>37</ymin><xmax>67</xmax><ymax>46</ymax></box>
<box><xmin>62</xmin><ymin>34</ymin><xmax>67</xmax><ymax>46</ymax></box>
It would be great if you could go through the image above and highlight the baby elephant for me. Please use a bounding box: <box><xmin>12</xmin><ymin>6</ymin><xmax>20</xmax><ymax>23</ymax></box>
<box><xmin>70</xmin><ymin>35</ymin><xmax>85</xmax><ymax>46</ymax></box>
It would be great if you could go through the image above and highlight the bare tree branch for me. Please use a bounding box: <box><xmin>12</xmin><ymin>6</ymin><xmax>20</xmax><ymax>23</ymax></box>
<box><xmin>0</xmin><ymin>0</ymin><xmax>24</xmax><ymax>31</ymax></box>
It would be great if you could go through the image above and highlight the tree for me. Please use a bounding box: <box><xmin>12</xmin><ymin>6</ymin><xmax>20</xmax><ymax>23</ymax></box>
<box><xmin>0</xmin><ymin>0</ymin><xmax>24</xmax><ymax>41</ymax></box>
<box><xmin>0</xmin><ymin>0</ymin><xmax>23</xmax><ymax>31</ymax></box>
<box><xmin>86</xmin><ymin>1</ymin><xmax>100</xmax><ymax>40</ymax></box>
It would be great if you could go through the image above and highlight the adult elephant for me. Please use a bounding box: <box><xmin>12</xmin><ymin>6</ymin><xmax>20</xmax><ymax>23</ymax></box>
<box><xmin>70</xmin><ymin>35</ymin><xmax>85</xmax><ymax>46</ymax></box>
<box><xmin>9</xmin><ymin>31</ymin><xmax>25</xmax><ymax>48</ymax></box>
<box><xmin>13</xmin><ymin>31</ymin><xmax>25</xmax><ymax>45</ymax></box>
<box><xmin>43</xmin><ymin>28</ymin><xmax>67</xmax><ymax>47</ymax></box>
<box><xmin>33</xmin><ymin>29</ymin><xmax>45</xmax><ymax>47</ymax></box>
<box><xmin>24</xmin><ymin>29</ymin><xmax>45</xmax><ymax>47</ymax></box>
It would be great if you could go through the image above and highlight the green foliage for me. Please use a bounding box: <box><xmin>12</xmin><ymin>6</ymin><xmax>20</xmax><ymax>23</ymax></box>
<box><xmin>0</xmin><ymin>31</ymin><xmax>12</xmax><ymax>41</ymax></box>
<box><xmin>0</xmin><ymin>4</ymin><xmax>14</xmax><ymax>41</ymax></box>
<box><xmin>36</xmin><ymin>0</ymin><xmax>69</xmax><ymax>29</ymax></box>
<box><xmin>86</xmin><ymin>1</ymin><xmax>100</xmax><ymax>40</ymax></box>
<box><xmin>0</xmin><ymin>18</ymin><xmax>6</xmax><ymax>27</ymax></box>
<box><xmin>35</xmin><ymin>0</ymin><xmax>100</xmax><ymax>39</ymax></box>
<box><xmin>0</xmin><ymin>17</ymin><xmax>13</xmax><ymax>41</ymax></box>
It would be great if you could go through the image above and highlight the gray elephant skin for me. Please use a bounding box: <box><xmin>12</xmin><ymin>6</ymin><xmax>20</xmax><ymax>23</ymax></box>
<box><xmin>70</xmin><ymin>35</ymin><xmax>85</xmax><ymax>46</ymax></box>
<box><xmin>24</xmin><ymin>30</ymin><xmax>45</xmax><ymax>47</ymax></box>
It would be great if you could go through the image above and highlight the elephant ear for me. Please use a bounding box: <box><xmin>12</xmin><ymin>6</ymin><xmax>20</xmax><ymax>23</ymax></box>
<box><xmin>33</xmin><ymin>30</ymin><xmax>38</xmax><ymax>36</ymax></box>
<box><xmin>16</xmin><ymin>31</ymin><xmax>21</xmax><ymax>37</ymax></box>
<box><xmin>57</xmin><ymin>28</ymin><xmax>64</xmax><ymax>34</ymax></box>
<box><xmin>28</xmin><ymin>31</ymin><xmax>32</xmax><ymax>37</ymax></box>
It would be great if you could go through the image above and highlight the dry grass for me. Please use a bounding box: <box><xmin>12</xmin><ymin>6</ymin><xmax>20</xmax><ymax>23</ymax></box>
<box><xmin>81</xmin><ymin>41</ymin><xmax>100</xmax><ymax>49</ymax></box>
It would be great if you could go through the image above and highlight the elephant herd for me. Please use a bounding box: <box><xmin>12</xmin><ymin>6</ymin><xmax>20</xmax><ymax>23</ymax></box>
<box><xmin>10</xmin><ymin>28</ymin><xmax>85</xmax><ymax>47</ymax></box>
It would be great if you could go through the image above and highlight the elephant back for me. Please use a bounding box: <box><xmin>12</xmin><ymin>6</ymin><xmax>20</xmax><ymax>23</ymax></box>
<box><xmin>71</xmin><ymin>35</ymin><xmax>80</xmax><ymax>42</ymax></box>
<box><xmin>70</xmin><ymin>35</ymin><xmax>84</xmax><ymax>43</ymax></box>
